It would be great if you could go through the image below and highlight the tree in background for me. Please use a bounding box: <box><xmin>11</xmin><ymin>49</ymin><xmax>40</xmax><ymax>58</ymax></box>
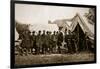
<box><xmin>15</xmin><ymin>21</ymin><xmax>30</xmax><ymax>40</ymax></box>
<box><xmin>84</xmin><ymin>8</ymin><xmax>95</xmax><ymax>25</ymax></box>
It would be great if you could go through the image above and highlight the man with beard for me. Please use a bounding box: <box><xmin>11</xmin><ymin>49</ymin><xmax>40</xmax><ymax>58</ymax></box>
<box><xmin>31</xmin><ymin>31</ymin><xmax>36</xmax><ymax>54</ymax></box>
<box><xmin>64</xmin><ymin>29</ymin><xmax>68</xmax><ymax>53</ymax></box>
<box><xmin>41</xmin><ymin>30</ymin><xmax>47</xmax><ymax>54</ymax></box>
<box><xmin>57</xmin><ymin>27</ymin><xmax>63</xmax><ymax>54</ymax></box>
<box><xmin>21</xmin><ymin>30</ymin><xmax>31</xmax><ymax>55</ymax></box>
<box><xmin>36</xmin><ymin>30</ymin><xmax>42</xmax><ymax>54</ymax></box>
<box><xmin>48</xmin><ymin>31</ymin><xmax>53</xmax><ymax>54</ymax></box>
<box><xmin>51</xmin><ymin>31</ymin><xmax>57</xmax><ymax>53</ymax></box>
<box><xmin>46</xmin><ymin>31</ymin><xmax>51</xmax><ymax>54</ymax></box>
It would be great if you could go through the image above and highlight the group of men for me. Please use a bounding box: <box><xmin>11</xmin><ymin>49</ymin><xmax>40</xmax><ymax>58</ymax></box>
<box><xmin>19</xmin><ymin>30</ymin><xmax>63</xmax><ymax>55</ymax></box>
<box><xmin>16</xmin><ymin>29</ymin><xmax>93</xmax><ymax>56</ymax></box>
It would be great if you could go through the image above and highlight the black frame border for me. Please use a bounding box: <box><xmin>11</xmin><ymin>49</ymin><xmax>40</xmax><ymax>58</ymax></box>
<box><xmin>10</xmin><ymin>0</ymin><xmax>97</xmax><ymax>68</ymax></box>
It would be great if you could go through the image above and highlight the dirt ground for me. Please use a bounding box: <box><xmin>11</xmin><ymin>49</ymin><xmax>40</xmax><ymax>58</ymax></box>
<box><xmin>15</xmin><ymin>52</ymin><xmax>94</xmax><ymax>66</ymax></box>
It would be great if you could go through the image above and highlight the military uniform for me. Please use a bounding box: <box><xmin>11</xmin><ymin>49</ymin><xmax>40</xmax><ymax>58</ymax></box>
<box><xmin>20</xmin><ymin>31</ymin><xmax>31</xmax><ymax>55</ymax></box>
<box><xmin>57</xmin><ymin>31</ymin><xmax>63</xmax><ymax>53</ymax></box>
<box><xmin>64</xmin><ymin>32</ymin><xmax>68</xmax><ymax>48</ymax></box>
<box><xmin>48</xmin><ymin>32</ymin><xmax>53</xmax><ymax>53</ymax></box>
<box><xmin>67</xmin><ymin>36</ymin><xmax>72</xmax><ymax>53</ymax></box>
<box><xmin>31</xmin><ymin>32</ymin><xmax>36</xmax><ymax>54</ymax></box>
<box><xmin>51</xmin><ymin>33</ymin><xmax>57</xmax><ymax>53</ymax></box>
<box><xmin>41</xmin><ymin>33</ymin><xmax>47</xmax><ymax>54</ymax></box>
<box><xmin>46</xmin><ymin>32</ymin><xmax>51</xmax><ymax>53</ymax></box>
<box><xmin>36</xmin><ymin>33</ymin><xmax>42</xmax><ymax>54</ymax></box>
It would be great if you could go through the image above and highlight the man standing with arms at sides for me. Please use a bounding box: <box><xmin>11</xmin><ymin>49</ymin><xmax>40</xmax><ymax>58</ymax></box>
<box><xmin>64</xmin><ymin>29</ymin><xmax>68</xmax><ymax>53</ymax></box>
<box><xmin>57</xmin><ymin>27</ymin><xmax>63</xmax><ymax>54</ymax></box>
<box><xmin>46</xmin><ymin>31</ymin><xmax>51</xmax><ymax>54</ymax></box>
<box><xmin>67</xmin><ymin>30</ymin><xmax>76</xmax><ymax>54</ymax></box>
<box><xmin>51</xmin><ymin>31</ymin><xmax>57</xmax><ymax>53</ymax></box>
<box><xmin>24</xmin><ymin>31</ymin><xmax>30</xmax><ymax>55</ymax></box>
<box><xmin>41</xmin><ymin>30</ymin><xmax>47</xmax><ymax>54</ymax></box>
<box><xmin>31</xmin><ymin>31</ymin><xmax>36</xmax><ymax>54</ymax></box>
<box><xmin>71</xmin><ymin>32</ymin><xmax>76</xmax><ymax>53</ymax></box>
<box><xmin>36</xmin><ymin>30</ymin><xmax>42</xmax><ymax>54</ymax></box>
<box><xmin>48</xmin><ymin>31</ymin><xmax>53</xmax><ymax>54</ymax></box>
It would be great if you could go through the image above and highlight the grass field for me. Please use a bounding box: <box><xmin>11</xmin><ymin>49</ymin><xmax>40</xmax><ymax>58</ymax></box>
<box><xmin>15</xmin><ymin>52</ymin><xmax>94</xmax><ymax>66</ymax></box>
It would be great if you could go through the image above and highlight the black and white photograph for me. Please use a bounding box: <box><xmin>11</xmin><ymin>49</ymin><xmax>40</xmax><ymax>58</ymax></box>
<box><xmin>11</xmin><ymin>1</ymin><xmax>96</xmax><ymax>68</ymax></box>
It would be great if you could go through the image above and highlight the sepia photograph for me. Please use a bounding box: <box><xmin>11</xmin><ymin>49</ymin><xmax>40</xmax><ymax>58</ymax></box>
<box><xmin>11</xmin><ymin>1</ymin><xmax>96</xmax><ymax>68</ymax></box>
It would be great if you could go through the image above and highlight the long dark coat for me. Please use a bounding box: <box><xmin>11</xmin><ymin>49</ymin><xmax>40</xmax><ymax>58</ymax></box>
<box><xmin>21</xmin><ymin>33</ymin><xmax>31</xmax><ymax>48</ymax></box>
<box><xmin>31</xmin><ymin>34</ymin><xmax>36</xmax><ymax>48</ymax></box>
<box><xmin>57</xmin><ymin>32</ymin><xmax>63</xmax><ymax>46</ymax></box>
<box><xmin>45</xmin><ymin>34</ymin><xmax>51</xmax><ymax>47</ymax></box>
<box><xmin>41</xmin><ymin>34</ymin><xmax>47</xmax><ymax>48</ymax></box>
<box><xmin>51</xmin><ymin>34</ymin><xmax>57</xmax><ymax>47</ymax></box>
<box><xmin>36</xmin><ymin>34</ymin><xmax>42</xmax><ymax>48</ymax></box>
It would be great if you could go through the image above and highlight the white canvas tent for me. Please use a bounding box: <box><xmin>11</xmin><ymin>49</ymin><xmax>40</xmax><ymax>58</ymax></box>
<box><xmin>49</xmin><ymin>13</ymin><xmax>94</xmax><ymax>40</ymax></box>
<box><xmin>15</xmin><ymin>23</ymin><xmax>58</xmax><ymax>40</ymax></box>
<box><xmin>48</xmin><ymin>19</ymin><xmax>70</xmax><ymax>33</ymax></box>
<box><xmin>29</xmin><ymin>24</ymin><xmax>58</xmax><ymax>34</ymax></box>
<box><xmin>69</xmin><ymin>13</ymin><xmax>94</xmax><ymax>40</ymax></box>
